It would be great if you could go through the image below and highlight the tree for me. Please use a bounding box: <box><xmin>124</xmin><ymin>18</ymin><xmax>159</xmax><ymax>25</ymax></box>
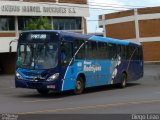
<box><xmin>24</xmin><ymin>16</ymin><xmax>52</xmax><ymax>30</ymax></box>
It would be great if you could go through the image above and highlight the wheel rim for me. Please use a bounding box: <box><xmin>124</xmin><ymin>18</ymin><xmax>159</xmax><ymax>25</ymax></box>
<box><xmin>122</xmin><ymin>75</ymin><xmax>126</xmax><ymax>87</ymax></box>
<box><xmin>77</xmin><ymin>81</ymin><xmax>82</xmax><ymax>90</ymax></box>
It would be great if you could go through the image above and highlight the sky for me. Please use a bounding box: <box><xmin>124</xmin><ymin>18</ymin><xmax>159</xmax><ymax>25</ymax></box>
<box><xmin>87</xmin><ymin>0</ymin><xmax>160</xmax><ymax>33</ymax></box>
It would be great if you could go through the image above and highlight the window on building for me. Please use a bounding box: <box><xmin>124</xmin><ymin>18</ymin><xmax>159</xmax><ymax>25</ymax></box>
<box><xmin>18</xmin><ymin>16</ymin><xmax>51</xmax><ymax>30</ymax></box>
<box><xmin>0</xmin><ymin>17</ymin><xmax>15</xmax><ymax>31</ymax></box>
<box><xmin>53</xmin><ymin>17</ymin><xmax>82</xmax><ymax>30</ymax></box>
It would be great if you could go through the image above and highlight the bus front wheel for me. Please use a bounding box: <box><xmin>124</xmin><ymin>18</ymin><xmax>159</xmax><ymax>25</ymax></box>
<box><xmin>119</xmin><ymin>73</ymin><xmax>127</xmax><ymax>88</ymax></box>
<box><xmin>74</xmin><ymin>77</ymin><xmax>84</xmax><ymax>95</ymax></box>
<box><xmin>37</xmin><ymin>89</ymin><xmax>49</xmax><ymax>95</ymax></box>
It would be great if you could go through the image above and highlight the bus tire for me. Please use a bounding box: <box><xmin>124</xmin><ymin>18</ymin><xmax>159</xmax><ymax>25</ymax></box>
<box><xmin>119</xmin><ymin>73</ymin><xmax>127</xmax><ymax>88</ymax></box>
<box><xmin>74</xmin><ymin>76</ymin><xmax>84</xmax><ymax>95</ymax></box>
<box><xmin>37</xmin><ymin>89</ymin><xmax>49</xmax><ymax>95</ymax></box>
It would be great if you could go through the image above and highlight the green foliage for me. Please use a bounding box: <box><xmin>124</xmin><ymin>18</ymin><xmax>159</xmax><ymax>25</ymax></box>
<box><xmin>24</xmin><ymin>16</ymin><xmax>52</xmax><ymax>30</ymax></box>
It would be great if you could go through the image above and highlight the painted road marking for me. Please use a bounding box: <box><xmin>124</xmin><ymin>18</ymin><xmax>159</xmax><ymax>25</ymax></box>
<box><xmin>23</xmin><ymin>98</ymin><xmax>63</xmax><ymax>103</ymax></box>
<box><xmin>18</xmin><ymin>99</ymin><xmax>160</xmax><ymax>114</ymax></box>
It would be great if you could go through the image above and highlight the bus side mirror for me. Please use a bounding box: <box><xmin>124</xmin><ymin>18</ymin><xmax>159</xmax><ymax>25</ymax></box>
<box><xmin>9</xmin><ymin>46</ymin><xmax>12</xmax><ymax>52</ymax></box>
<box><xmin>9</xmin><ymin>39</ymin><xmax>18</xmax><ymax>53</ymax></box>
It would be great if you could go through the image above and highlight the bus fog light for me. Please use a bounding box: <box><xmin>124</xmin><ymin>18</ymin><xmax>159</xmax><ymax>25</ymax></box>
<box><xmin>47</xmin><ymin>73</ymin><xmax>59</xmax><ymax>81</ymax></box>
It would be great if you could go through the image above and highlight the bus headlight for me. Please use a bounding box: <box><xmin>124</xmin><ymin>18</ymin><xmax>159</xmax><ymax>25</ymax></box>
<box><xmin>47</xmin><ymin>73</ymin><xmax>59</xmax><ymax>81</ymax></box>
<box><xmin>16</xmin><ymin>71</ymin><xmax>22</xmax><ymax>79</ymax></box>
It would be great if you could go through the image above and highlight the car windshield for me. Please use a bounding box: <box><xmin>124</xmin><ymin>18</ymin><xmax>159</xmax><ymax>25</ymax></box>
<box><xmin>17</xmin><ymin>43</ymin><xmax>58</xmax><ymax>70</ymax></box>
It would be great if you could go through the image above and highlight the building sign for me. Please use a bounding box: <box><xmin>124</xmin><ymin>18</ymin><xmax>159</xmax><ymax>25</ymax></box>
<box><xmin>0</xmin><ymin>1</ymin><xmax>89</xmax><ymax>17</ymax></box>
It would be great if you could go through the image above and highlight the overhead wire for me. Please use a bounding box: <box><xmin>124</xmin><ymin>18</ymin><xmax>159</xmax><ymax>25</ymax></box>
<box><xmin>22</xmin><ymin>1</ymin><xmax>135</xmax><ymax>11</ymax></box>
<box><xmin>18</xmin><ymin>1</ymin><xmax>151</xmax><ymax>22</ymax></box>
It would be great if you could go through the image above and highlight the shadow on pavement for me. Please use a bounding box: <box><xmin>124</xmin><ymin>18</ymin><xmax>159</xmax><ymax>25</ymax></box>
<box><xmin>15</xmin><ymin>83</ymin><xmax>140</xmax><ymax>99</ymax></box>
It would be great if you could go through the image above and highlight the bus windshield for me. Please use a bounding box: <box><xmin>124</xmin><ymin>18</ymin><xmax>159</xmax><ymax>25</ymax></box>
<box><xmin>17</xmin><ymin>43</ymin><xmax>58</xmax><ymax>70</ymax></box>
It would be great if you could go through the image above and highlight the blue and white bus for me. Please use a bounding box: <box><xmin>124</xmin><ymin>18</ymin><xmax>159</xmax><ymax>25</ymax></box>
<box><xmin>15</xmin><ymin>30</ymin><xmax>143</xmax><ymax>95</ymax></box>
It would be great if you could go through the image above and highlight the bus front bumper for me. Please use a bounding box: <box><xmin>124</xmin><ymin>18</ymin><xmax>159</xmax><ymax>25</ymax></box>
<box><xmin>15</xmin><ymin>78</ymin><xmax>60</xmax><ymax>91</ymax></box>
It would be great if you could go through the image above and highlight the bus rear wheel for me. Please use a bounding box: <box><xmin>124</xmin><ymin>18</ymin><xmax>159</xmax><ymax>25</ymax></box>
<box><xmin>119</xmin><ymin>73</ymin><xmax>127</xmax><ymax>88</ymax></box>
<box><xmin>74</xmin><ymin>77</ymin><xmax>84</xmax><ymax>95</ymax></box>
<box><xmin>37</xmin><ymin>89</ymin><xmax>49</xmax><ymax>95</ymax></box>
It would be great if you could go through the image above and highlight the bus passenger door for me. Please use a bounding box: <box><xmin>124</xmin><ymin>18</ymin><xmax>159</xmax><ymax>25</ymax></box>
<box><xmin>60</xmin><ymin>41</ymin><xmax>75</xmax><ymax>90</ymax></box>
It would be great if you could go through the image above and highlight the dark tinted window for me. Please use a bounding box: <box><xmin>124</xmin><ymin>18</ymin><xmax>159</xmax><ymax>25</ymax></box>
<box><xmin>61</xmin><ymin>41</ymin><xmax>73</xmax><ymax>65</ymax></box>
<box><xmin>126</xmin><ymin>46</ymin><xmax>131</xmax><ymax>59</ymax></box>
<box><xmin>117</xmin><ymin>45</ymin><xmax>121</xmax><ymax>59</ymax></box>
<box><xmin>75</xmin><ymin>39</ymin><xmax>85</xmax><ymax>59</ymax></box>
<box><xmin>108</xmin><ymin>43</ymin><xmax>117</xmax><ymax>60</ymax></box>
<box><xmin>132</xmin><ymin>48</ymin><xmax>138</xmax><ymax>60</ymax></box>
<box><xmin>139</xmin><ymin>47</ymin><xmax>143</xmax><ymax>60</ymax></box>
<box><xmin>127</xmin><ymin>46</ymin><xmax>135</xmax><ymax>60</ymax></box>
<box><xmin>121</xmin><ymin>45</ymin><xmax>127</xmax><ymax>60</ymax></box>
<box><xmin>98</xmin><ymin>42</ymin><xmax>108</xmax><ymax>59</ymax></box>
<box><xmin>86</xmin><ymin>41</ymin><xmax>97</xmax><ymax>59</ymax></box>
<box><xmin>0</xmin><ymin>17</ymin><xmax>15</xmax><ymax>31</ymax></box>
<box><xmin>132</xmin><ymin>47</ymin><xmax>143</xmax><ymax>60</ymax></box>
<box><xmin>18</xmin><ymin>16</ymin><xmax>51</xmax><ymax>30</ymax></box>
<box><xmin>53</xmin><ymin>17</ymin><xmax>82</xmax><ymax>30</ymax></box>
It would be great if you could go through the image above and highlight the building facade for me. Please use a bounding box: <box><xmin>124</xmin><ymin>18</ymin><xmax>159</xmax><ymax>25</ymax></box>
<box><xmin>99</xmin><ymin>7</ymin><xmax>160</xmax><ymax>62</ymax></box>
<box><xmin>0</xmin><ymin>0</ymin><xmax>89</xmax><ymax>74</ymax></box>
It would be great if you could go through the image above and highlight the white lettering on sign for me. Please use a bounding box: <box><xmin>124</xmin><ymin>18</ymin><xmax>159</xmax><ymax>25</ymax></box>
<box><xmin>22</xmin><ymin>6</ymin><xmax>41</xmax><ymax>13</ymax></box>
<box><xmin>83</xmin><ymin>61</ymin><xmax>101</xmax><ymax>72</ymax></box>
<box><xmin>31</xmin><ymin>34</ymin><xmax>47</xmax><ymax>39</ymax></box>
<box><xmin>84</xmin><ymin>61</ymin><xmax>92</xmax><ymax>65</ymax></box>
<box><xmin>0</xmin><ymin>1</ymin><xmax>89</xmax><ymax>17</ymax></box>
<box><xmin>1</xmin><ymin>5</ymin><xmax>20</xmax><ymax>12</ymax></box>
<box><xmin>0</xmin><ymin>5</ymin><xmax>77</xmax><ymax>14</ymax></box>
<box><xmin>83</xmin><ymin>65</ymin><xmax>101</xmax><ymax>73</ymax></box>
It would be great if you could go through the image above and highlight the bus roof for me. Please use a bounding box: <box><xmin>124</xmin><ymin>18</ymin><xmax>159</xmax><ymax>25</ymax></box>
<box><xmin>60</xmin><ymin>31</ymin><xmax>140</xmax><ymax>47</ymax></box>
<box><xmin>89</xmin><ymin>36</ymin><xmax>139</xmax><ymax>46</ymax></box>
<box><xmin>21</xmin><ymin>30</ymin><xmax>140</xmax><ymax>46</ymax></box>
<box><xmin>60</xmin><ymin>31</ymin><xmax>92</xmax><ymax>39</ymax></box>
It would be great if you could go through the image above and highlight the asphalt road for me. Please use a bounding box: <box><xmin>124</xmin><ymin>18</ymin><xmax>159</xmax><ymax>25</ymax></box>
<box><xmin>0</xmin><ymin>64</ymin><xmax>160</xmax><ymax>114</ymax></box>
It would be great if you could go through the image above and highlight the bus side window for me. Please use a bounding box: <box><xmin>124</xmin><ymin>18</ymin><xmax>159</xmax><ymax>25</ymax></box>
<box><xmin>98</xmin><ymin>42</ymin><xmax>108</xmax><ymax>60</ymax></box>
<box><xmin>61</xmin><ymin>41</ymin><xmax>73</xmax><ymax>65</ymax></box>
<box><xmin>108</xmin><ymin>43</ymin><xmax>117</xmax><ymax>60</ymax></box>
<box><xmin>86</xmin><ymin>41</ymin><xmax>97</xmax><ymax>60</ymax></box>
<box><xmin>139</xmin><ymin>47</ymin><xmax>143</xmax><ymax>60</ymax></box>
<box><xmin>126</xmin><ymin>46</ymin><xmax>131</xmax><ymax>60</ymax></box>
<box><xmin>121</xmin><ymin>45</ymin><xmax>125</xmax><ymax>60</ymax></box>
<box><xmin>132</xmin><ymin>47</ymin><xmax>138</xmax><ymax>60</ymax></box>
<box><xmin>75</xmin><ymin>39</ymin><xmax>85</xmax><ymax>59</ymax></box>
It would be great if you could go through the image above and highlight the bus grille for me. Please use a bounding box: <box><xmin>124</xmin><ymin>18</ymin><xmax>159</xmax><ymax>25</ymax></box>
<box><xmin>27</xmin><ymin>82</ymin><xmax>43</xmax><ymax>89</ymax></box>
